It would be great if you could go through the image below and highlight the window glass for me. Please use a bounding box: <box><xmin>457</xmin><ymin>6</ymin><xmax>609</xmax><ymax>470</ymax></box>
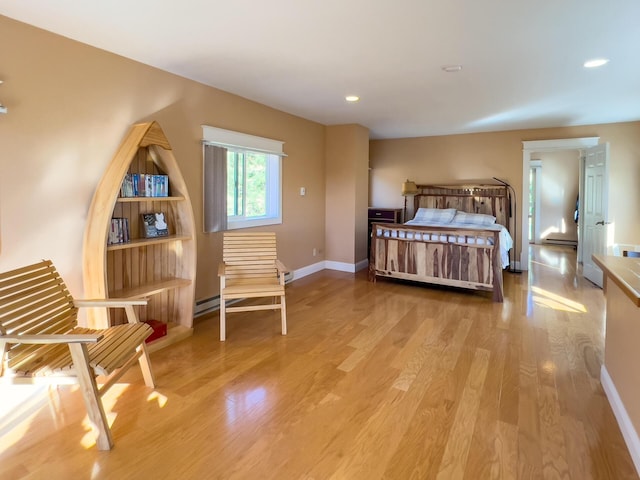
<box><xmin>227</xmin><ymin>149</ymin><xmax>281</xmax><ymax>229</ymax></box>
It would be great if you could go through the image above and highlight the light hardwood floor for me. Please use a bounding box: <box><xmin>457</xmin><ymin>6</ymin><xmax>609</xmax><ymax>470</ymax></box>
<box><xmin>1</xmin><ymin>245</ymin><xmax>638</xmax><ymax>479</ymax></box>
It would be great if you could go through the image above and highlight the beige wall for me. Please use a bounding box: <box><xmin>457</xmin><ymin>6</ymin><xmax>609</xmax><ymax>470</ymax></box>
<box><xmin>535</xmin><ymin>150</ymin><xmax>580</xmax><ymax>244</ymax></box>
<box><xmin>2</xmin><ymin>14</ymin><xmax>639</xmax><ymax>303</ymax></box>
<box><xmin>370</xmin><ymin>123</ymin><xmax>640</xmax><ymax>261</ymax></box>
<box><xmin>597</xmin><ymin>122</ymin><xmax>640</xmax><ymax>246</ymax></box>
<box><xmin>354</xmin><ymin>127</ymin><xmax>370</xmax><ymax>263</ymax></box>
<box><xmin>0</xmin><ymin>16</ymin><xmax>326</xmax><ymax>303</ymax></box>
<box><xmin>325</xmin><ymin>124</ymin><xmax>370</xmax><ymax>265</ymax></box>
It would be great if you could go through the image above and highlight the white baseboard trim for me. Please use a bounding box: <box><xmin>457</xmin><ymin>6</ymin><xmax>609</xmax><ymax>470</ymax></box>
<box><xmin>297</xmin><ymin>259</ymin><xmax>368</xmax><ymax>276</ymax></box>
<box><xmin>324</xmin><ymin>260</ymin><xmax>354</xmax><ymax>273</ymax></box>
<box><xmin>195</xmin><ymin>259</ymin><xmax>365</xmax><ymax>317</ymax></box>
<box><xmin>355</xmin><ymin>259</ymin><xmax>369</xmax><ymax>272</ymax></box>
<box><xmin>325</xmin><ymin>260</ymin><xmax>368</xmax><ymax>273</ymax></box>
<box><xmin>195</xmin><ymin>295</ymin><xmax>247</xmax><ymax>317</ymax></box>
<box><xmin>291</xmin><ymin>261</ymin><xmax>325</xmax><ymax>280</ymax></box>
<box><xmin>601</xmin><ymin>365</ymin><xmax>640</xmax><ymax>476</ymax></box>
<box><xmin>194</xmin><ymin>296</ymin><xmax>221</xmax><ymax>317</ymax></box>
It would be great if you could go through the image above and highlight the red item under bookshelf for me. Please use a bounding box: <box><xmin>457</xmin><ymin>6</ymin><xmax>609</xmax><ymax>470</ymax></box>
<box><xmin>144</xmin><ymin>319</ymin><xmax>167</xmax><ymax>343</ymax></box>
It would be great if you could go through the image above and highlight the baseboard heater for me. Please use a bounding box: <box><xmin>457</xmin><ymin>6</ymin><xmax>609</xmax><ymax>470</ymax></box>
<box><xmin>194</xmin><ymin>271</ymin><xmax>294</xmax><ymax>317</ymax></box>
<box><xmin>543</xmin><ymin>238</ymin><xmax>578</xmax><ymax>247</ymax></box>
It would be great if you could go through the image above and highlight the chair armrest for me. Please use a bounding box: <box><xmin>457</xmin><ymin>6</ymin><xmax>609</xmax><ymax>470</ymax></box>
<box><xmin>275</xmin><ymin>260</ymin><xmax>289</xmax><ymax>273</ymax></box>
<box><xmin>218</xmin><ymin>262</ymin><xmax>226</xmax><ymax>277</ymax></box>
<box><xmin>74</xmin><ymin>299</ymin><xmax>147</xmax><ymax>308</ymax></box>
<box><xmin>1</xmin><ymin>333</ymin><xmax>104</xmax><ymax>344</ymax></box>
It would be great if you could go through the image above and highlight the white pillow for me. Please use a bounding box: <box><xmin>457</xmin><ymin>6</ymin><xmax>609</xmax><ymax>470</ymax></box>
<box><xmin>413</xmin><ymin>208</ymin><xmax>457</xmax><ymax>224</ymax></box>
<box><xmin>452</xmin><ymin>211</ymin><xmax>496</xmax><ymax>226</ymax></box>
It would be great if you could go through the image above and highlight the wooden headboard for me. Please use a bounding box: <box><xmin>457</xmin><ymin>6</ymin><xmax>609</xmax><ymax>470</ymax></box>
<box><xmin>413</xmin><ymin>184</ymin><xmax>510</xmax><ymax>229</ymax></box>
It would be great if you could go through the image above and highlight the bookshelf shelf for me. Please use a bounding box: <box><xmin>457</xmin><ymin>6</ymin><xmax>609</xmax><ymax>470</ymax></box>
<box><xmin>116</xmin><ymin>196</ymin><xmax>185</xmax><ymax>203</ymax></box>
<box><xmin>106</xmin><ymin>234</ymin><xmax>192</xmax><ymax>251</ymax></box>
<box><xmin>110</xmin><ymin>277</ymin><xmax>192</xmax><ymax>299</ymax></box>
<box><xmin>83</xmin><ymin>121</ymin><xmax>196</xmax><ymax>350</ymax></box>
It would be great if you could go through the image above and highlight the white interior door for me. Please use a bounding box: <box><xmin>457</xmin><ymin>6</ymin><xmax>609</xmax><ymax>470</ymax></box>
<box><xmin>582</xmin><ymin>143</ymin><xmax>609</xmax><ymax>287</ymax></box>
<box><xmin>529</xmin><ymin>162</ymin><xmax>542</xmax><ymax>244</ymax></box>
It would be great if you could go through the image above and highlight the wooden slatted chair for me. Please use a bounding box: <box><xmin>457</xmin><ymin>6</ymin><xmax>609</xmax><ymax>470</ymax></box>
<box><xmin>0</xmin><ymin>260</ymin><xmax>155</xmax><ymax>450</ymax></box>
<box><xmin>218</xmin><ymin>232</ymin><xmax>288</xmax><ymax>341</ymax></box>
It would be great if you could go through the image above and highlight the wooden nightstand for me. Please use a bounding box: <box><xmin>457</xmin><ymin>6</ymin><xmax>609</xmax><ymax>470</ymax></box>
<box><xmin>368</xmin><ymin>207</ymin><xmax>402</xmax><ymax>258</ymax></box>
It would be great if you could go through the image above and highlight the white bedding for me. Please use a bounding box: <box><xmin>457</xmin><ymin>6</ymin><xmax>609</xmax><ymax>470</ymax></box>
<box><xmin>377</xmin><ymin>220</ymin><xmax>513</xmax><ymax>269</ymax></box>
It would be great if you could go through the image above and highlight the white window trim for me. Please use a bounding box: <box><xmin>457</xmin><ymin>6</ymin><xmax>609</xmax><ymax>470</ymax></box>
<box><xmin>202</xmin><ymin>125</ymin><xmax>286</xmax><ymax>156</ymax></box>
<box><xmin>202</xmin><ymin>125</ymin><xmax>285</xmax><ymax>230</ymax></box>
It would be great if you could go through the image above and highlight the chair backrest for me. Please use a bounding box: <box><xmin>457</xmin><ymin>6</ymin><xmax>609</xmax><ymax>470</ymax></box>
<box><xmin>223</xmin><ymin>232</ymin><xmax>278</xmax><ymax>281</ymax></box>
<box><xmin>623</xmin><ymin>250</ymin><xmax>640</xmax><ymax>258</ymax></box>
<box><xmin>0</xmin><ymin>260</ymin><xmax>77</xmax><ymax>337</ymax></box>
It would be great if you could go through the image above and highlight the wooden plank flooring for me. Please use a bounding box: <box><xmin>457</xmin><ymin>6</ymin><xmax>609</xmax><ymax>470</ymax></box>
<box><xmin>1</xmin><ymin>245</ymin><xmax>638</xmax><ymax>479</ymax></box>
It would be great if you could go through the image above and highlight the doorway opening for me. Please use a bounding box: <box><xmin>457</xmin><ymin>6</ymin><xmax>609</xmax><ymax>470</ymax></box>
<box><xmin>520</xmin><ymin>137</ymin><xmax>599</xmax><ymax>271</ymax></box>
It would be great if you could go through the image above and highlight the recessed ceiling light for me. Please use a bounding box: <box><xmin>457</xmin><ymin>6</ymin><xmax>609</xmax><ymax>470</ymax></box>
<box><xmin>345</xmin><ymin>95</ymin><xmax>360</xmax><ymax>102</ymax></box>
<box><xmin>584</xmin><ymin>58</ymin><xmax>609</xmax><ymax>68</ymax></box>
<box><xmin>441</xmin><ymin>65</ymin><xmax>462</xmax><ymax>73</ymax></box>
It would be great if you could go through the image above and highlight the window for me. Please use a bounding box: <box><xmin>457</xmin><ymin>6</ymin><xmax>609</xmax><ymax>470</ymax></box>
<box><xmin>202</xmin><ymin>125</ymin><xmax>284</xmax><ymax>232</ymax></box>
<box><xmin>226</xmin><ymin>149</ymin><xmax>281</xmax><ymax>228</ymax></box>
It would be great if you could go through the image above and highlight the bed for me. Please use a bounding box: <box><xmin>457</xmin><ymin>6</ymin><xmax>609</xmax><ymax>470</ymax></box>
<box><xmin>368</xmin><ymin>184</ymin><xmax>513</xmax><ymax>302</ymax></box>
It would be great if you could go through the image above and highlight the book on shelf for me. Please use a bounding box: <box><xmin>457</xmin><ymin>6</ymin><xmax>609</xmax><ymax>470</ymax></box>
<box><xmin>141</xmin><ymin>212</ymin><xmax>169</xmax><ymax>238</ymax></box>
<box><xmin>153</xmin><ymin>174</ymin><xmax>169</xmax><ymax>197</ymax></box>
<box><xmin>119</xmin><ymin>174</ymin><xmax>135</xmax><ymax>197</ymax></box>
<box><xmin>108</xmin><ymin>217</ymin><xmax>130</xmax><ymax>245</ymax></box>
<box><xmin>120</xmin><ymin>174</ymin><xmax>169</xmax><ymax>198</ymax></box>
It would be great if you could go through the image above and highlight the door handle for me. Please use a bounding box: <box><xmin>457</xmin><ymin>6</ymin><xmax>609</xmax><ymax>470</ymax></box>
<box><xmin>595</xmin><ymin>221</ymin><xmax>611</xmax><ymax>226</ymax></box>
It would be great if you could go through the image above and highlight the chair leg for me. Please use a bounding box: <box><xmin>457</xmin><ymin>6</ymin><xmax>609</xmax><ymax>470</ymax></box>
<box><xmin>122</xmin><ymin>302</ymin><xmax>155</xmax><ymax>386</ymax></box>
<box><xmin>137</xmin><ymin>343</ymin><xmax>155</xmax><ymax>388</ymax></box>
<box><xmin>280</xmin><ymin>294</ymin><xmax>287</xmax><ymax>336</ymax></box>
<box><xmin>68</xmin><ymin>343</ymin><xmax>113</xmax><ymax>451</ymax></box>
<box><xmin>0</xmin><ymin>339</ymin><xmax>7</xmax><ymax>377</ymax></box>
<box><xmin>220</xmin><ymin>296</ymin><xmax>226</xmax><ymax>341</ymax></box>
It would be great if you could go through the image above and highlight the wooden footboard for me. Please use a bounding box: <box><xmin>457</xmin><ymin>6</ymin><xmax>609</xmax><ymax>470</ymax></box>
<box><xmin>369</xmin><ymin>223</ymin><xmax>504</xmax><ymax>302</ymax></box>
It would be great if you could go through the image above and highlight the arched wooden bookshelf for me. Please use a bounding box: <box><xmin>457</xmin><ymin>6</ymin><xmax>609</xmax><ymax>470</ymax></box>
<box><xmin>83</xmin><ymin>121</ymin><xmax>196</xmax><ymax>351</ymax></box>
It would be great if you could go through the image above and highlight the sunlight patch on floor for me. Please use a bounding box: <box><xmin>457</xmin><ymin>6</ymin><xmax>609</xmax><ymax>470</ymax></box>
<box><xmin>530</xmin><ymin>286</ymin><xmax>587</xmax><ymax>313</ymax></box>
<box><xmin>1</xmin><ymin>380</ymin><xmax>160</xmax><ymax>453</ymax></box>
<box><xmin>530</xmin><ymin>258</ymin><xmax>568</xmax><ymax>275</ymax></box>
<box><xmin>0</xmin><ymin>385</ymin><xmax>49</xmax><ymax>453</ymax></box>
<box><xmin>148</xmin><ymin>390</ymin><xmax>168</xmax><ymax>408</ymax></box>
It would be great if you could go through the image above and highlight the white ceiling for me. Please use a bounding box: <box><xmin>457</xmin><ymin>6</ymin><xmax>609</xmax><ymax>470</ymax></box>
<box><xmin>2</xmin><ymin>0</ymin><xmax>639</xmax><ymax>139</ymax></box>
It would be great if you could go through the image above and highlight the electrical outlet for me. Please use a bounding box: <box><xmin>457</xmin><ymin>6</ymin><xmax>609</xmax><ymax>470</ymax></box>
<box><xmin>313</xmin><ymin>248</ymin><xmax>317</xmax><ymax>256</ymax></box>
